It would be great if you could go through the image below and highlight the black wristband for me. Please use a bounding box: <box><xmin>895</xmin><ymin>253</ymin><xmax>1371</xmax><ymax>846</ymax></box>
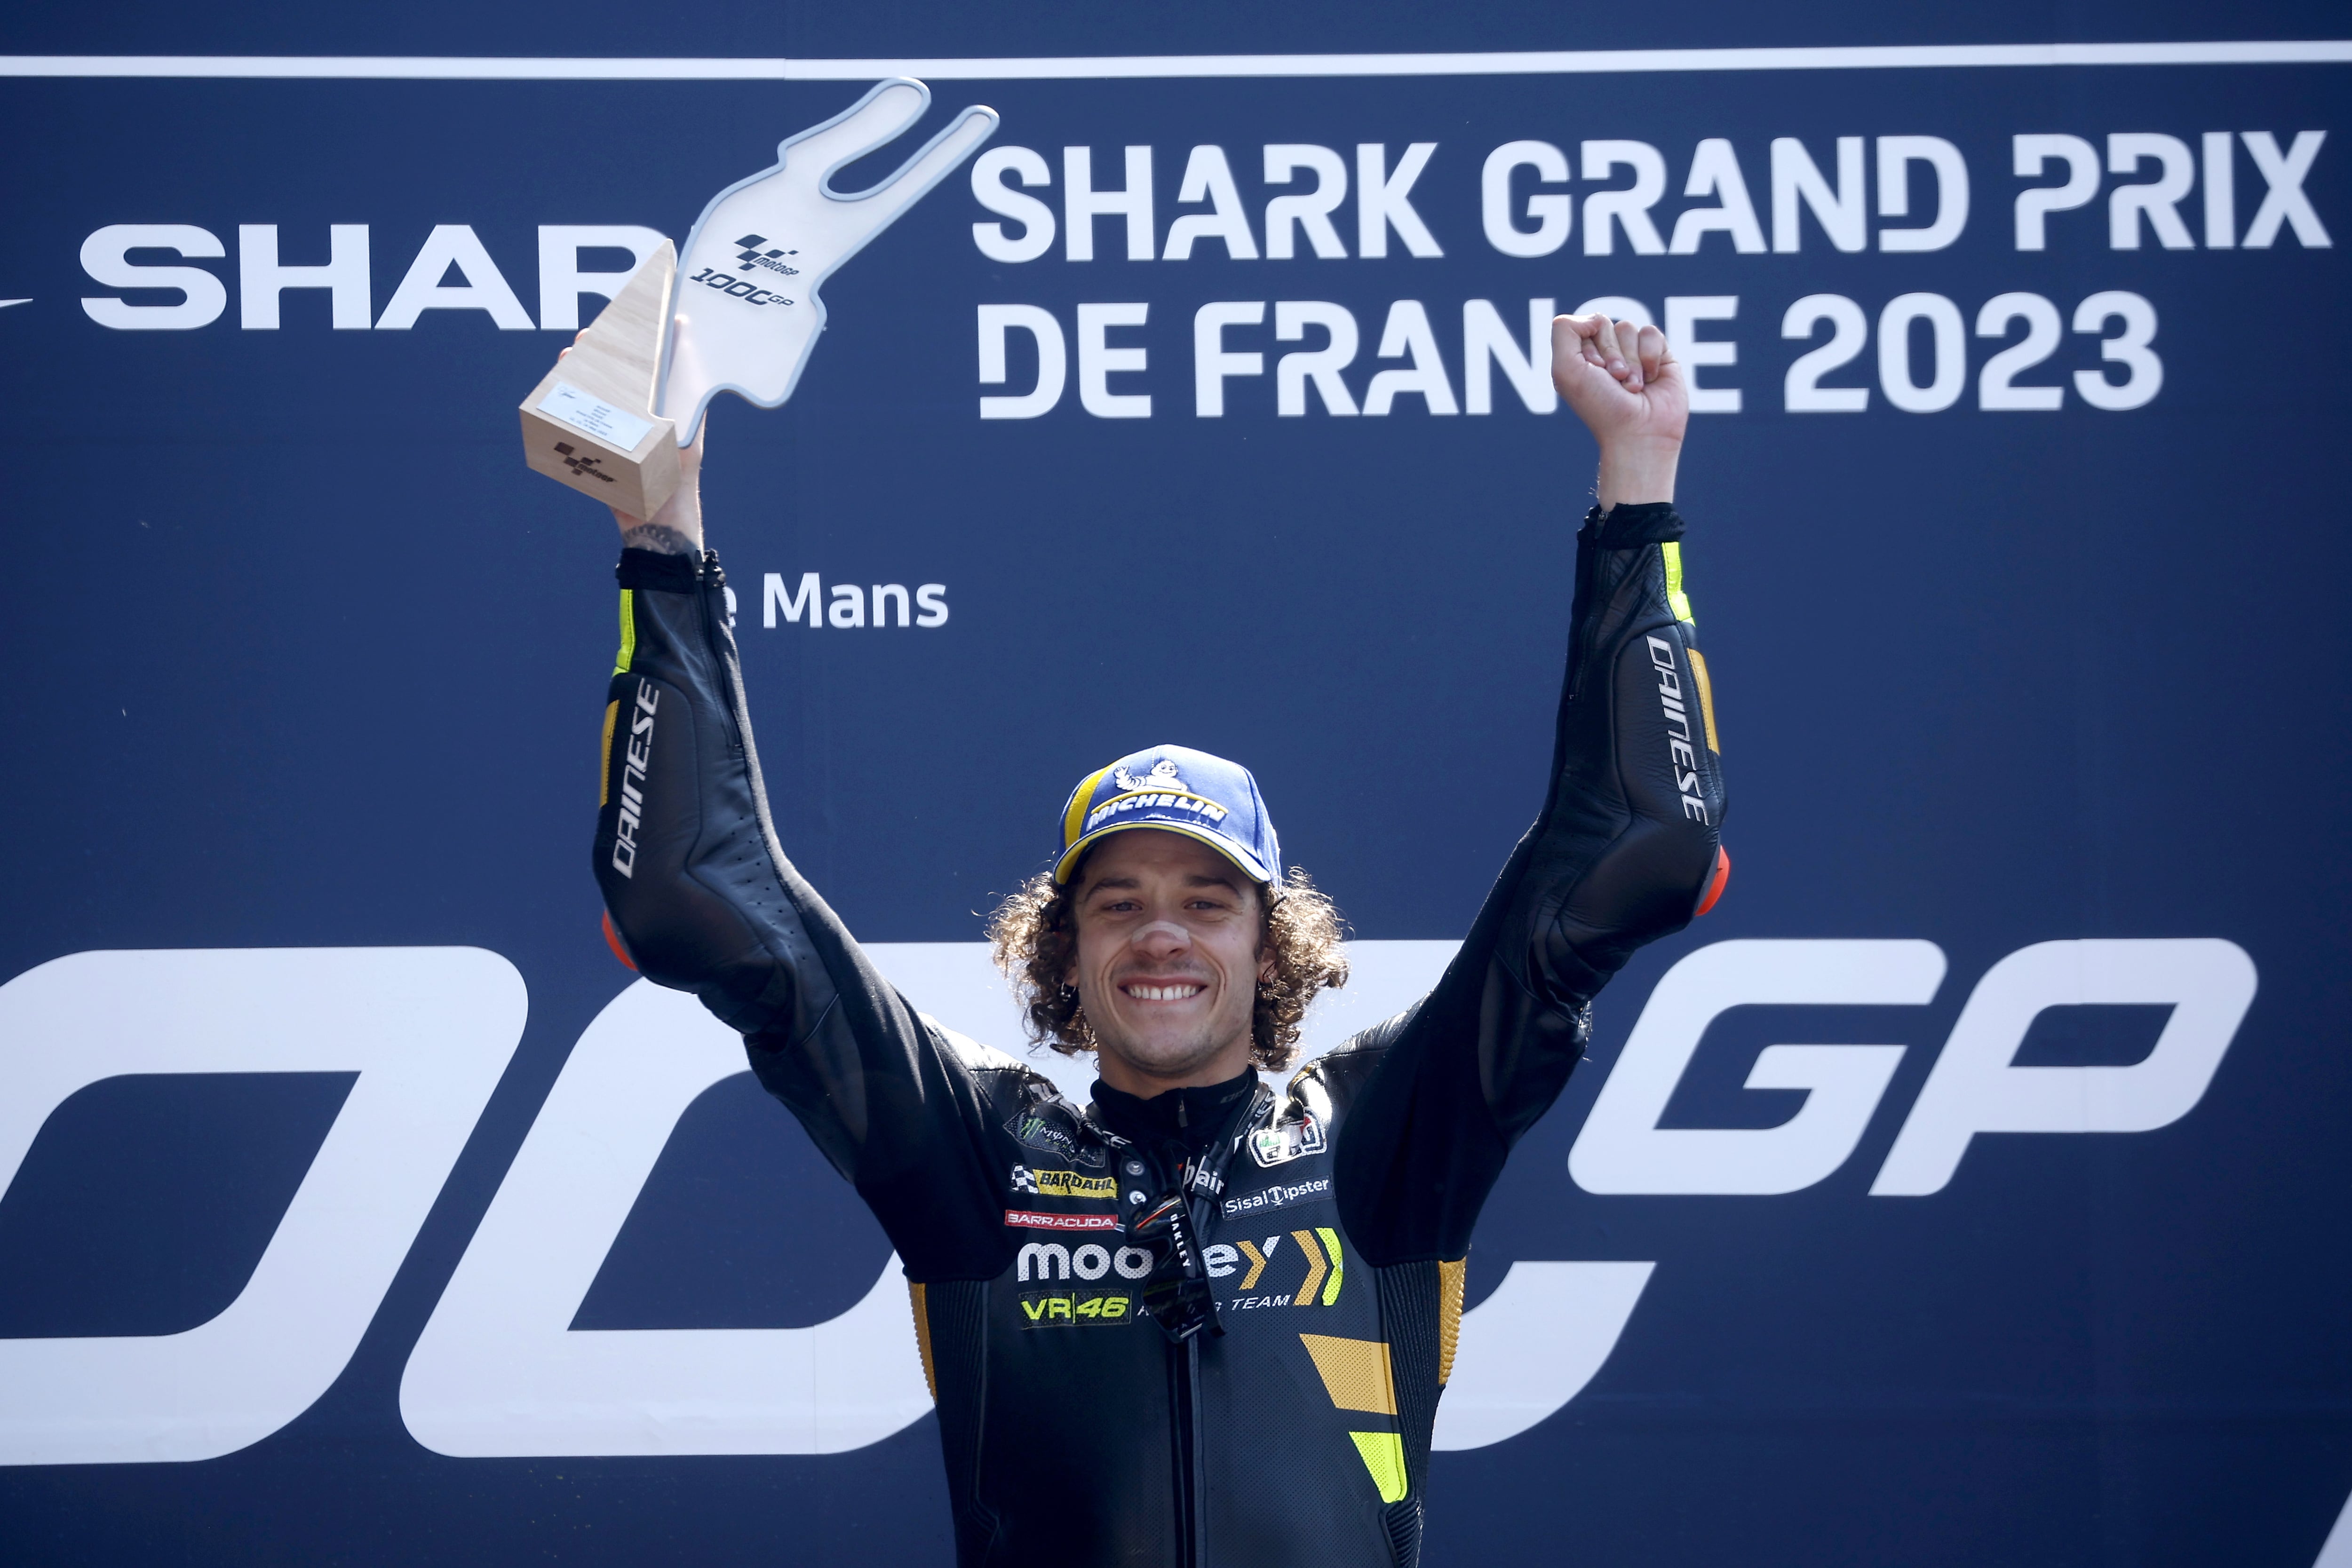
<box><xmin>617</xmin><ymin>547</ymin><xmax>706</xmax><ymax>592</ymax></box>
<box><xmin>1583</xmin><ymin>501</ymin><xmax>1686</xmax><ymax>548</ymax></box>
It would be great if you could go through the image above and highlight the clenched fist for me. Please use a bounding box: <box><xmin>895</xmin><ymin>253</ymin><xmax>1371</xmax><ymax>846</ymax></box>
<box><xmin>1551</xmin><ymin>313</ymin><xmax>1686</xmax><ymax>508</ymax></box>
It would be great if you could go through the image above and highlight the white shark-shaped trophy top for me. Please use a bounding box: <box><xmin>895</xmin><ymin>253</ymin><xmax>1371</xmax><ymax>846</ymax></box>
<box><xmin>656</xmin><ymin>78</ymin><xmax>998</xmax><ymax>445</ymax></box>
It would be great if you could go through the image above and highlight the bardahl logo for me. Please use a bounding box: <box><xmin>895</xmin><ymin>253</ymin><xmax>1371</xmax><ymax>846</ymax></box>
<box><xmin>1010</xmin><ymin>1164</ymin><xmax>1118</xmax><ymax>1201</ymax></box>
<box><xmin>1248</xmin><ymin>1113</ymin><xmax>1327</xmax><ymax>1168</ymax></box>
<box><xmin>1221</xmin><ymin>1175</ymin><xmax>1332</xmax><ymax>1217</ymax></box>
<box><xmin>610</xmin><ymin>680</ymin><xmax>660</xmax><ymax>878</ymax></box>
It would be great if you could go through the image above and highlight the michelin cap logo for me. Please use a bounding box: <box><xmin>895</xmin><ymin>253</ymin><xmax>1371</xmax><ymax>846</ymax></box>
<box><xmin>1053</xmin><ymin>744</ymin><xmax>1283</xmax><ymax>889</ymax></box>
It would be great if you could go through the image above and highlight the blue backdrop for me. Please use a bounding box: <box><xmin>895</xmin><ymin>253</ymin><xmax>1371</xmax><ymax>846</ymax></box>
<box><xmin>1</xmin><ymin>3</ymin><xmax>2347</xmax><ymax>1564</ymax></box>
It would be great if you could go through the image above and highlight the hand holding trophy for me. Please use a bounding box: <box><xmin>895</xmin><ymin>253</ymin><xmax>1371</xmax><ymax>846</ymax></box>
<box><xmin>521</xmin><ymin>79</ymin><xmax>997</xmax><ymax>514</ymax></box>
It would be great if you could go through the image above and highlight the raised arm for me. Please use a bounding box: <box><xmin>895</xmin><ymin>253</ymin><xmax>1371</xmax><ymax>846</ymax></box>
<box><xmin>1329</xmin><ymin>314</ymin><xmax>1729</xmax><ymax>1263</ymax></box>
<box><xmin>588</xmin><ymin>432</ymin><xmax>1010</xmax><ymax>1280</ymax></box>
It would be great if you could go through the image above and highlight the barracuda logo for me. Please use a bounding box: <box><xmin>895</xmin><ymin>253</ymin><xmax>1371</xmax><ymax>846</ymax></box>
<box><xmin>610</xmin><ymin>680</ymin><xmax>659</xmax><ymax>879</ymax></box>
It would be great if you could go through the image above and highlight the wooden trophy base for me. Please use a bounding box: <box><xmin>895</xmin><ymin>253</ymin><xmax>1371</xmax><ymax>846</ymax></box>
<box><xmin>520</xmin><ymin>240</ymin><xmax>680</xmax><ymax>518</ymax></box>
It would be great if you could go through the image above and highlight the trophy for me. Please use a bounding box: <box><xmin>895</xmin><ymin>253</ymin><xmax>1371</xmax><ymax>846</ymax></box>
<box><xmin>521</xmin><ymin>78</ymin><xmax>997</xmax><ymax>513</ymax></box>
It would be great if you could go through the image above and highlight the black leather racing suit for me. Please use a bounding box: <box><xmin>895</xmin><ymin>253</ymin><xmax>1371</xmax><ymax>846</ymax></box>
<box><xmin>591</xmin><ymin>502</ymin><xmax>1726</xmax><ymax>1567</ymax></box>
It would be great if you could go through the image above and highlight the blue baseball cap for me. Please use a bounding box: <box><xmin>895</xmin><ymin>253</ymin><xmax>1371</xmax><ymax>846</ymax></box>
<box><xmin>1053</xmin><ymin>744</ymin><xmax>1283</xmax><ymax>889</ymax></box>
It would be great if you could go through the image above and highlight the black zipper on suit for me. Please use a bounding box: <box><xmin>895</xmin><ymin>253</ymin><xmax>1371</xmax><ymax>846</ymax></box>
<box><xmin>1182</xmin><ymin>1331</ymin><xmax>1205</xmax><ymax>1568</ymax></box>
<box><xmin>1170</xmin><ymin>1087</ymin><xmax>1268</xmax><ymax>1568</ymax></box>
<box><xmin>1119</xmin><ymin>1085</ymin><xmax>1266</xmax><ymax>1568</ymax></box>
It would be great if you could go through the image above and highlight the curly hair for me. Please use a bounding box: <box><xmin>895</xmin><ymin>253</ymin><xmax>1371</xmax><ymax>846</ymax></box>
<box><xmin>986</xmin><ymin>863</ymin><xmax>1349</xmax><ymax>1072</ymax></box>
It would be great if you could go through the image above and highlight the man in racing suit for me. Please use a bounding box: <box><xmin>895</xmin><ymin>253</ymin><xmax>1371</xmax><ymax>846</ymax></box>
<box><xmin>588</xmin><ymin>312</ymin><xmax>1726</xmax><ymax>1567</ymax></box>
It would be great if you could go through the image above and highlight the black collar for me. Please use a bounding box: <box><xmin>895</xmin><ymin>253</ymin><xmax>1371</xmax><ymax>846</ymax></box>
<box><xmin>1091</xmin><ymin>1067</ymin><xmax>1260</xmax><ymax>1161</ymax></box>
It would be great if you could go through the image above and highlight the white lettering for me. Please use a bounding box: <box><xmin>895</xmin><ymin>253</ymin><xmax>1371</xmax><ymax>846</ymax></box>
<box><xmin>1877</xmin><ymin>292</ymin><xmax>1966</xmax><ymax>413</ymax></box>
<box><xmin>977</xmin><ymin>303</ymin><xmax>1067</xmax><ymax>419</ymax></box>
<box><xmin>2107</xmin><ymin>133</ymin><xmax>2196</xmax><ymax>249</ymax></box>
<box><xmin>1064</xmin><ymin>145</ymin><xmax>1154</xmax><ymax>261</ymax></box>
<box><xmin>1077</xmin><ymin>302</ymin><xmax>1151</xmax><ymax>417</ymax></box>
<box><xmin>1480</xmin><ymin>140</ymin><xmax>1572</xmax><ymax>258</ymax></box>
<box><xmin>1664</xmin><ymin>295</ymin><xmax>1740</xmax><ymax>413</ymax></box>
<box><xmin>1164</xmin><ymin>146</ymin><xmax>1259</xmax><ymax>261</ymax></box>
<box><xmin>1782</xmin><ymin>293</ymin><xmax>1870</xmax><ymax>412</ymax></box>
<box><xmin>1569</xmin><ymin>939</ymin><xmax>1945</xmax><ymax>1195</ymax></box>
<box><xmin>535</xmin><ymin>225</ymin><xmax>667</xmax><ymax>331</ymax></box>
<box><xmin>1670</xmin><ymin>139</ymin><xmax>1766</xmax><ymax>254</ymax></box>
<box><xmin>1362</xmin><ymin>300</ymin><xmax>1458</xmax><ymax>416</ymax></box>
<box><xmin>2071</xmin><ymin>290</ymin><xmax>2162</xmax><ymax>411</ymax></box>
<box><xmin>240</xmin><ymin>224</ymin><xmax>372</xmax><ymax>329</ymax></box>
<box><xmin>1356</xmin><ymin>142</ymin><xmax>1443</xmax><ymax>258</ymax></box>
<box><xmin>1194</xmin><ymin>300</ymin><xmax>1266</xmax><ymax>416</ymax></box>
<box><xmin>1581</xmin><ymin>139</ymin><xmax>1668</xmax><ymax>255</ymax></box>
<box><xmin>764</xmin><ymin>571</ymin><xmax>821</xmax><ymax>629</ymax></box>
<box><xmin>2241</xmin><ymin>130</ymin><xmax>2331</xmax><ymax>248</ymax></box>
<box><xmin>399</xmin><ymin>981</ymin><xmax>931</xmax><ymax>1457</ymax></box>
<box><xmin>1873</xmin><ymin>939</ymin><xmax>2257</xmax><ymax>1196</ymax></box>
<box><xmin>1876</xmin><ymin>136</ymin><xmax>1970</xmax><ymax>251</ymax></box>
<box><xmin>1462</xmin><ymin>297</ymin><xmax>1557</xmax><ymax>415</ymax></box>
<box><xmin>1772</xmin><ymin>135</ymin><xmax>1867</xmax><ymax>253</ymax></box>
<box><xmin>1276</xmin><ymin>300</ymin><xmax>1359</xmax><ymax>416</ymax></box>
<box><xmin>2011</xmin><ymin>134</ymin><xmax>2102</xmax><ymax>250</ymax></box>
<box><xmin>1264</xmin><ymin>144</ymin><xmax>1350</xmax><ymax>260</ymax></box>
<box><xmin>79</xmin><ymin>223</ymin><xmax>227</xmax><ymax>330</ymax></box>
<box><xmin>971</xmin><ymin>145</ymin><xmax>1056</xmax><ymax>262</ymax></box>
<box><xmin>1018</xmin><ymin>1242</ymin><xmax>1073</xmax><ymax>1282</ymax></box>
<box><xmin>0</xmin><ymin>948</ymin><xmax>524</xmax><ymax>1464</ymax></box>
<box><xmin>375</xmin><ymin>225</ymin><xmax>532</xmax><ymax>331</ymax></box>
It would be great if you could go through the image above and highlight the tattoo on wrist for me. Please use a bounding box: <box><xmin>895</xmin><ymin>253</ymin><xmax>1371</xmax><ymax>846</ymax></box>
<box><xmin>621</xmin><ymin>523</ymin><xmax>697</xmax><ymax>555</ymax></box>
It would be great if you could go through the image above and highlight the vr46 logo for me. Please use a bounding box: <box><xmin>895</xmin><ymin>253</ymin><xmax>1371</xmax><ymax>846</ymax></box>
<box><xmin>1020</xmin><ymin>1290</ymin><xmax>1133</xmax><ymax>1327</ymax></box>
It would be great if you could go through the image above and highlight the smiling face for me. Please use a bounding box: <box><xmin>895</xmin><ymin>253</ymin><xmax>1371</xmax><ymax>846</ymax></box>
<box><xmin>1067</xmin><ymin>829</ymin><xmax>1271</xmax><ymax>1094</ymax></box>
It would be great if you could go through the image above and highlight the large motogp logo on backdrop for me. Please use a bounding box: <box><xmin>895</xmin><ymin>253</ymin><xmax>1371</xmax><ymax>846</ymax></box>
<box><xmin>0</xmin><ymin>937</ymin><xmax>2254</xmax><ymax>1467</ymax></box>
